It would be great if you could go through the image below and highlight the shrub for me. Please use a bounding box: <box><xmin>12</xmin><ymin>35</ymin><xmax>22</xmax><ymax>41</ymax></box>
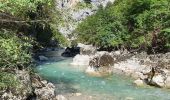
<box><xmin>75</xmin><ymin>0</ymin><xmax>170</xmax><ymax>52</ymax></box>
<box><xmin>0</xmin><ymin>30</ymin><xmax>32</xmax><ymax>68</ymax></box>
<box><xmin>0</xmin><ymin>72</ymin><xmax>20</xmax><ymax>90</ymax></box>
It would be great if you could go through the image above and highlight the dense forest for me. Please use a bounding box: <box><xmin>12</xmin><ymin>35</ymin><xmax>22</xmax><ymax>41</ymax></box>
<box><xmin>75</xmin><ymin>0</ymin><xmax>170</xmax><ymax>52</ymax></box>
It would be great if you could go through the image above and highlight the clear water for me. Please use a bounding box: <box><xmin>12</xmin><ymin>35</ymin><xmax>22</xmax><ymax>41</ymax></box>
<box><xmin>36</xmin><ymin>58</ymin><xmax>170</xmax><ymax>100</ymax></box>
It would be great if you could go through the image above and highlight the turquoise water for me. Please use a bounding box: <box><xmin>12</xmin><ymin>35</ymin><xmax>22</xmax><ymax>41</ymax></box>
<box><xmin>36</xmin><ymin>58</ymin><xmax>170</xmax><ymax>100</ymax></box>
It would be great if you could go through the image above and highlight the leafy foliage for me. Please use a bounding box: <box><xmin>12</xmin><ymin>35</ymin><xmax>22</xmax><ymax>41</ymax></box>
<box><xmin>76</xmin><ymin>0</ymin><xmax>170</xmax><ymax>51</ymax></box>
<box><xmin>0</xmin><ymin>30</ymin><xmax>32</xmax><ymax>68</ymax></box>
<box><xmin>0</xmin><ymin>72</ymin><xmax>19</xmax><ymax>90</ymax></box>
<box><xmin>0</xmin><ymin>0</ymin><xmax>67</xmax><ymax>46</ymax></box>
<box><xmin>0</xmin><ymin>0</ymin><xmax>52</xmax><ymax>19</ymax></box>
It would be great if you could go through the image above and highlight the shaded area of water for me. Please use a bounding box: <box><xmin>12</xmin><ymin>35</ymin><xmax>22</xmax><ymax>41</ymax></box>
<box><xmin>36</xmin><ymin>57</ymin><xmax>170</xmax><ymax>100</ymax></box>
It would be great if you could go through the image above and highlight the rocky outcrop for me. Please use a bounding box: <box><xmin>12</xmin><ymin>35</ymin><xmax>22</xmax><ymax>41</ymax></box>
<box><xmin>31</xmin><ymin>73</ymin><xmax>59</xmax><ymax>100</ymax></box>
<box><xmin>55</xmin><ymin>0</ymin><xmax>115</xmax><ymax>38</ymax></box>
<box><xmin>0</xmin><ymin>70</ymin><xmax>60</xmax><ymax>100</ymax></box>
<box><xmin>34</xmin><ymin>82</ymin><xmax>56</xmax><ymax>99</ymax></box>
<box><xmin>112</xmin><ymin>52</ymin><xmax>170</xmax><ymax>88</ymax></box>
<box><xmin>1</xmin><ymin>70</ymin><xmax>33</xmax><ymax>100</ymax></box>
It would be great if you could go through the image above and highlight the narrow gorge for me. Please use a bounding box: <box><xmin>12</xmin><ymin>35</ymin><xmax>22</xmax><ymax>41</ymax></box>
<box><xmin>0</xmin><ymin>0</ymin><xmax>170</xmax><ymax>100</ymax></box>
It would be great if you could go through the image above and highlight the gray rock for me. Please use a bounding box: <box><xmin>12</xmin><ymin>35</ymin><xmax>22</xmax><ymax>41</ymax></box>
<box><xmin>1</xmin><ymin>70</ymin><xmax>33</xmax><ymax>100</ymax></box>
<box><xmin>55</xmin><ymin>0</ymin><xmax>115</xmax><ymax>38</ymax></box>
<box><xmin>34</xmin><ymin>82</ymin><xmax>56</xmax><ymax>100</ymax></box>
<box><xmin>39</xmin><ymin>55</ymin><xmax>49</xmax><ymax>61</ymax></box>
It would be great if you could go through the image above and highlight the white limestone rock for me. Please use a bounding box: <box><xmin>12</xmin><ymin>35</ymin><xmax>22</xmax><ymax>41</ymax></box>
<box><xmin>133</xmin><ymin>79</ymin><xmax>145</xmax><ymax>87</ymax></box>
<box><xmin>151</xmin><ymin>75</ymin><xmax>165</xmax><ymax>87</ymax></box>
<box><xmin>71</xmin><ymin>54</ymin><xmax>90</xmax><ymax>65</ymax></box>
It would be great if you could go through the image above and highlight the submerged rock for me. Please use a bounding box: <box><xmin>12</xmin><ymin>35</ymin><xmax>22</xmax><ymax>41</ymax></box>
<box><xmin>39</xmin><ymin>55</ymin><xmax>49</xmax><ymax>61</ymax></box>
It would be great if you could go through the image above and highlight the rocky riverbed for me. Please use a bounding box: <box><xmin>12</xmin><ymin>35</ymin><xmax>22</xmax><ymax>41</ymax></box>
<box><xmin>0</xmin><ymin>68</ymin><xmax>63</xmax><ymax>100</ymax></box>
<box><xmin>71</xmin><ymin>44</ymin><xmax>170</xmax><ymax>89</ymax></box>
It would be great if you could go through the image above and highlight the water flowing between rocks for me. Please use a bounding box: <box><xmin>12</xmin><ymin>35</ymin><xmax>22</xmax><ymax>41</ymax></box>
<box><xmin>35</xmin><ymin>50</ymin><xmax>170</xmax><ymax>100</ymax></box>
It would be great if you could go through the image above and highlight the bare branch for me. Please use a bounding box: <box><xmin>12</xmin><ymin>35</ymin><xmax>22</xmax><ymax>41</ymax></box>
<box><xmin>0</xmin><ymin>19</ymin><xmax>50</xmax><ymax>23</ymax></box>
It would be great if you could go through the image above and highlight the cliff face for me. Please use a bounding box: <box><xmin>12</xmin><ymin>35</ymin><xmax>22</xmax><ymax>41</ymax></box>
<box><xmin>55</xmin><ymin>0</ymin><xmax>115</xmax><ymax>39</ymax></box>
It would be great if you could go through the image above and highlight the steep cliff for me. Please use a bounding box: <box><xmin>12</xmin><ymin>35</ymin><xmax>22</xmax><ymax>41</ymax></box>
<box><xmin>55</xmin><ymin>0</ymin><xmax>115</xmax><ymax>39</ymax></box>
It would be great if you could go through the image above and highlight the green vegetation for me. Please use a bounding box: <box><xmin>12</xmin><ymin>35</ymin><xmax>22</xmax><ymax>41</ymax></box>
<box><xmin>0</xmin><ymin>0</ymin><xmax>67</xmax><ymax>46</ymax></box>
<box><xmin>75</xmin><ymin>0</ymin><xmax>170</xmax><ymax>52</ymax></box>
<box><xmin>75</xmin><ymin>1</ymin><xmax>92</xmax><ymax>10</ymax></box>
<box><xmin>0</xmin><ymin>72</ymin><xmax>19</xmax><ymax>90</ymax></box>
<box><xmin>0</xmin><ymin>0</ymin><xmax>67</xmax><ymax>90</ymax></box>
<box><xmin>0</xmin><ymin>30</ymin><xmax>32</xmax><ymax>68</ymax></box>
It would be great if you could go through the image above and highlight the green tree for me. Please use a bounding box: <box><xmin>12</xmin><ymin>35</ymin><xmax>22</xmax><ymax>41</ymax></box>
<box><xmin>75</xmin><ymin>0</ymin><xmax>170</xmax><ymax>52</ymax></box>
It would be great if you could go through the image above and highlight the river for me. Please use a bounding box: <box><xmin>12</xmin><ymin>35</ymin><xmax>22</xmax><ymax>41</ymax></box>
<box><xmin>35</xmin><ymin>50</ymin><xmax>170</xmax><ymax>100</ymax></box>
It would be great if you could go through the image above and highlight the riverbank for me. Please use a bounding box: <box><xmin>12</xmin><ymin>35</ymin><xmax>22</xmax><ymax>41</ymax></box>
<box><xmin>70</xmin><ymin>44</ymin><xmax>170</xmax><ymax>89</ymax></box>
<box><xmin>36</xmin><ymin>53</ymin><xmax>170</xmax><ymax>100</ymax></box>
<box><xmin>0</xmin><ymin>68</ymin><xmax>59</xmax><ymax>100</ymax></box>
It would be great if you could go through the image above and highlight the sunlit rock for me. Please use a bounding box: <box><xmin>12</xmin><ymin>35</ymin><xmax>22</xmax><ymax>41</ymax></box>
<box><xmin>114</xmin><ymin>58</ymin><xmax>142</xmax><ymax>73</ymax></box>
<box><xmin>85</xmin><ymin>66</ymin><xmax>102</xmax><ymax>77</ymax></box>
<box><xmin>165</xmin><ymin>76</ymin><xmax>170</xmax><ymax>89</ymax></box>
<box><xmin>34</xmin><ymin>82</ymin><xmax>56</xmax><ymax>100</ymax></box>
<box><xmin>133</xmin><ymin>79</ymin><xmax>145</xmax><ymax>87</ymax></box>
<box><xmin>85</xmin><ymin>66</ymin><xmax>96</xmax><ymax>73</ymax></box>
<box><xmin>150</xmin><ymin>74</ymin><xmax>165</xmax><ymax>87</ymax></box>
<box><xmin>75</xmin><ymin>93</ymin><xmax>82</xmax><ymax>96</ymax></box>
<box><xmin>71</xmin><ymin>54</ymin><xmax>90</xmax><ymax>65</ymax></box>
<box><xmin>57</xmin><ymin>95</ymin><xmax>68</xmax><ymax>100</ymax></box>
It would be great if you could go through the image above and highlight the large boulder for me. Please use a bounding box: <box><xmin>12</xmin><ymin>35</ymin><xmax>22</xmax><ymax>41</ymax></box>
<box><xmin>85</xmin><ymin>51</ymin><xmax>114</xmax><ymax>76</ymax></box>
<box><xmin>89</xmin><ymin>51</ymin><xmax>114</xmax><ymax>68</ymax></box>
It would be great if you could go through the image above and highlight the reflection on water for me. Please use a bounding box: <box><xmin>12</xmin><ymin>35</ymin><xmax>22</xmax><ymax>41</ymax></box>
<box><xmin>36</xmin><ymin>58</ymin><xmax>170</xmax><ymax>100</ymax></box>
